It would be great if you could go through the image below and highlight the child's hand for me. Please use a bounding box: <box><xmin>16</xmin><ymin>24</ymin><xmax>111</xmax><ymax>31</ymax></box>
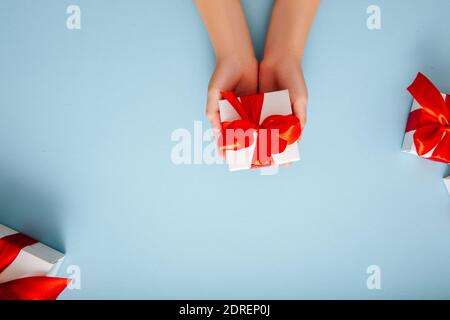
<box><xmin>259</xmin><ymin>0</ymin><xmax>319</xmax><ymax>131</ymax></box>
<box><xmin>195</xmin><ymin>0</ymin><xmax>258</xmax><ymax>132</ymax></box>
<box><xmin>206</xmin><ymin>56</ymin><xmax>258</xmax><ymax>131</ymax></box>
<box><xmin>259</xmin><ymin>56</ymin><xmax>308</xmax><ymax>129</ymax></box>
<box><xmin>196</xmin><ymin>0</ymin><xmax>319</xmax><ymax>134</ymax></box>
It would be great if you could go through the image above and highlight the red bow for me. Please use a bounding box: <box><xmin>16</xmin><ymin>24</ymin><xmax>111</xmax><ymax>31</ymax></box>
<box><xmin>0</xmin><ymin>233</ymin><xmax>70</xmax><ymax>300</ymax></box>
<box><xmin>406</xmin><ymin>73</ymin><xmax>450</xmax><ymax>163</ymax></box>
<box><xmin>219</xmin><ymin>91</ymin><xmax>301</xmax><ymax>167</ymax></box>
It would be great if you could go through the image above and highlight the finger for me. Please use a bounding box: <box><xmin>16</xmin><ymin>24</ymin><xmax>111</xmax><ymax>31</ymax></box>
<box><xmin>292</xmin><ymin>97</ymin><xmax>308</xmax><ymax>130</ymax></box>
<box><xmin>281</xmin><ymin>78</ymin><xmax>307</xmax><ymax>130</ymax></box>
<box><xmin>206</xmin><ymin>88</ymin><xmax>226</xmax><ymax>159</ymax></box>
<box><xmin>292</xmin><ymin>72</ymin><xmax>308</xmax><ymax>130</ymax></box>
<box><xmin>206</xmin><ymin>88</ymin><xmax>222</xmax><ymax>131</ymax></box>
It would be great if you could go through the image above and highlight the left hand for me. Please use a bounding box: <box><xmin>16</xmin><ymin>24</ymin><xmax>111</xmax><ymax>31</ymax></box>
<box><xmin>259</xmin><ymin>55</ymin><xmax>308</xmax><ymax>130</ymax></box>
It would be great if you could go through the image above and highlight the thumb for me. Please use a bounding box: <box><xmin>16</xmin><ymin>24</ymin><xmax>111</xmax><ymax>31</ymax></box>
<box><xmin>206</xmin><ymin>88</ymin><xmax>225</xmax><ymax>158</ymax></box>
<box><xmin>292</xmin><ymin>96</ymin><xmax>307</xmax><ymax>130</ymax></box>
<box><xmin>206</xmin><ymin>87</ymin><xmax>222</xmax><ymax>131</ymax></box>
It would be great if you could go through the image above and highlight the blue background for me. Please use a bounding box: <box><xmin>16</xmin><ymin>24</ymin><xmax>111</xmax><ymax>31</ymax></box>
<box><xmin>0</xmin><ymin>0</ymin><xmax>449</xmax><ymax>299</ymax></box>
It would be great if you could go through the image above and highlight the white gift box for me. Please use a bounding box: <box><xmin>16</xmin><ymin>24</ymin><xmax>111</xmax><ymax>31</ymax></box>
<box><xmin>0</xmin><ymin>224</ymin><xmax>65</xmax><ymax>283</ymax></box>
<box><xmin>218</xmin><ymin>90</ymin><xmax>300</xmax><ymax>171</ymax></box>
<box><xmin>444</xmin><ymin>176</ymin><xmax>450</xmax><ymax>195</ymax></box>
<box><xmin>402</xmin><ymin>93</ymin><xmax>447</xmax><ymax>158</ymax></box>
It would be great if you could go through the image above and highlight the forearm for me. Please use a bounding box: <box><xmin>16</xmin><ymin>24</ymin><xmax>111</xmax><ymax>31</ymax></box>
<box><xmin>263</xmin><ymin>0</ymin><xmax>319</xmax><ymax>62</ymax></box>
<box><xmin>195</xmin><ymin>0</ymin><xmax>255</xmax><ymax>62</ymax></box>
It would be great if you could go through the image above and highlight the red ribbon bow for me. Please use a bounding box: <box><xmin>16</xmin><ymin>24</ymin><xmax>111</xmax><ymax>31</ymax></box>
<box><xmin>0</xmin><ymin>233</ymin><xmax>70</xmax><ymax>300</ymax></box>
<box><xmin>219</xmin><ymin>91</ymin><xmax>301</xmax><ymax>167</ymax></box>
<box><xmin>406</xmin><ymin>73</ymin><xmax>450</xmax><ymax>163</ymax></box>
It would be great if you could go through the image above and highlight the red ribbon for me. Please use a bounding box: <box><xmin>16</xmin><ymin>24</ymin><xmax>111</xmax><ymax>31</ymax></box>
<box><xmin>406</xmin><ymin>72</ymin><xmax>450</xmax><ymax>163</ymax></box>
<box><xmin>219</xmin><ymin>91</ymin><xmax>301</xmax><ymax>167</ymax></box>
<box><xmin>0</xmin><ymin>233</ymin><xmax>70</xmax><ymax>300</ymax></box>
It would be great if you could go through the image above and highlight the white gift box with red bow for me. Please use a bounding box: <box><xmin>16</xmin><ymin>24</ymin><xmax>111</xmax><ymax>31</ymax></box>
<box><xmin>218</xmin><ymin>90</ymin><xmax>300</xmax><ymax>171</ymax></box>
<box><xmin>0</xmin><ymin>224</ymin><xmax>65</xmax><ymax>284</ymax></box>
<box><xmin>401</xmin><ymin>93</ymin><xmax>447</xmax><ymax>158</ymax></box>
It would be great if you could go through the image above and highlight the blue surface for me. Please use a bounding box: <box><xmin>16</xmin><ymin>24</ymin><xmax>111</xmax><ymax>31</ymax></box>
<box><xmin>0</xmin><ymin>0</ymin><xmax>449</xmax><ymax>299</ymax></box>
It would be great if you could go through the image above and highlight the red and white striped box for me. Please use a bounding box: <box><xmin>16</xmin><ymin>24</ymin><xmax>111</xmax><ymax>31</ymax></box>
<box><xmin>0</xmin><ymin>224</ymin><xmax>65</xmax><ymax>284</ymax></box>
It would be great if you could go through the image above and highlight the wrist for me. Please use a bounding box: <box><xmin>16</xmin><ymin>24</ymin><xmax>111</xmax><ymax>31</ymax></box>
<box><xmin>217</xmin><ymin>53</ymin><xmax>258</xmax><ymax>70</ymax></box>
<box><xmin>213</xmin><ymin>35</ymin><xmax>256</xmax><ymax>65</ymax></box>
<box><xmin>261</xmin><ymin>51</ymin><xmax>302</xmax><ymax>70</ymax></box>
